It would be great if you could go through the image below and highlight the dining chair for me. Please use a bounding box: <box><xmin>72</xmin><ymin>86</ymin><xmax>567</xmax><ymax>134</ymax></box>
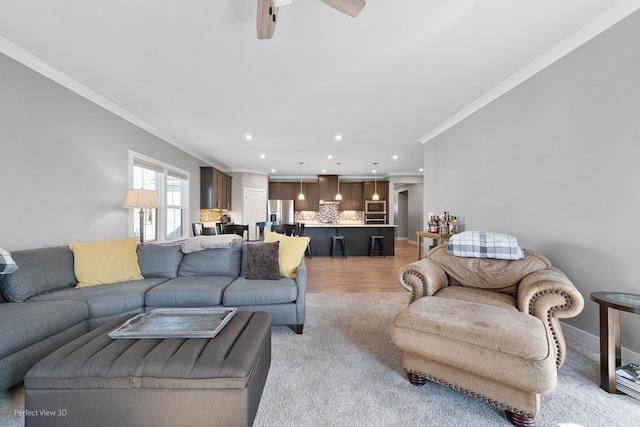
<box><xmin>272</xmin><ymin>223</ymin><xmax>296</xmax><ymax>236</ymax></box>
<box><xmin>192</xmin><ymin>222</ymin><xmax>204</xmax><ymax>236</ymax></box>
<box><xmin>216</xmin><ymin>222</ymin><xmax>233</xmax><ymax>235</ymax></box>
<box><xmin>270</xmin><ymin>223</ymin><xmax>286</xmax><ymax>234</ymax></box>
<box><xmin>222</xmin><ymin>224</ymin><xmax>249</xmax><ymax>239</ymax></box>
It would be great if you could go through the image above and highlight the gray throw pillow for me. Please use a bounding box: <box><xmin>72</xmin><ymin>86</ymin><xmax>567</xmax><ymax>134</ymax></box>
<box><xmin>246</xmin><ymin>241</ymin><xmax>281</xmax><ymax>280</ymax></box>
<box><xmin>137</xmin><ymin>243</ymin><xmax>184</xmax><ymax>278</ymax></box>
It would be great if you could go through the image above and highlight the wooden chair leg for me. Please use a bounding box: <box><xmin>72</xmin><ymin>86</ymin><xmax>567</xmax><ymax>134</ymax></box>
<box><xmin>407</xmin><ymin>372</ymin><xmax>427</xmax><ymax>386</ymax></box>
<box><xmin>505</xmin><ymin>410</ymin><xmax>535</xmax><ymax>427</ymax></box>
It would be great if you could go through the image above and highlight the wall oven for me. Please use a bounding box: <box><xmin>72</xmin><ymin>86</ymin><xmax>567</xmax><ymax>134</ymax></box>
<box><xmin>365</xmin><ymin>214</ymin><xmax>386</xmax><ymax>224</ymax></box>
<box><xmin>365</xmin><ymin>200</ymin><xmax>386</xmax><ymax>214</ymax></box>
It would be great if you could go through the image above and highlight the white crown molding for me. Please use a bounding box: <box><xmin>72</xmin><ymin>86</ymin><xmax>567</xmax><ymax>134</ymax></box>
<box><xmin>230</xmin><ymin>168</ymin><xmax>270</xmax><ymax>176</ymax></box>
<box><xmin>419</xmin><ymin>0</ymin><xmax>640</xmax><ymax>144</ymax></box>
<box><xmin>0</xmin><ymin>35</ymin><xmax>219</xmax><ymax>167</ymax></box>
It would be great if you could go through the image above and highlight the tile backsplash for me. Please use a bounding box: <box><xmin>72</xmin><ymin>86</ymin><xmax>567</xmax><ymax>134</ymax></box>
<box><xmin>295</xmin><ymin>209</ymin><xmax>363</xmax><ymax>224</ymax></box>
<box><xmin>200</xmin><ymin>209</ymin><xmax>223</xmax><ymax>222</ymax></box>
<box><xmin>318</xmin><ymin>203</ymin><xmax>339</xmax><ymax>223</ymax></box>
<box><xmin>202</xmin><ymin>208</ymin><xmax>363</xmax><ymax>225</ymax></box>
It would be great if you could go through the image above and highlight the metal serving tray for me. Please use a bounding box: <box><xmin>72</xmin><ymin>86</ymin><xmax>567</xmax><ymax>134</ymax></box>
<box><xmin>108</xmin><ymin>307</ymin><xmax>238</xmax><ymax>339</ymax></box>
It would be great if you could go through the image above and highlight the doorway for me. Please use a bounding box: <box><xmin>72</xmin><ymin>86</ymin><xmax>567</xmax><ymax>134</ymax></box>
<box><xmin>243</xmin><ymin>188</ymin><xmax>267</xmax><ymax>240</ymax></box>
<box><xmin>397</xmin><ymin>190</ymin><xmax>408</xmax><ymax>240</ymax></box>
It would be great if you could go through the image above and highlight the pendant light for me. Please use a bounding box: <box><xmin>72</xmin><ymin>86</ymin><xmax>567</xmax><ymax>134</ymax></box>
<box><xmin>298</xmin><ymin>162</ymin><xmax>305</xmax><ymax>200</ymax></box>
<box><xmin>335</xmin><ymin>162</ymin><xmax>342</xmax><ymax>201</ymax></box>
<box><xmin>372</xmin><ymin>162</ymin><xmax>380</xmax><ymax>200</ymax></box>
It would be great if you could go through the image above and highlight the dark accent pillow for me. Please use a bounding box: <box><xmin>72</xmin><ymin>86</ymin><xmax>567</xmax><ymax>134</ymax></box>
<box><xmin>246</xmin><ymin>241</ymin><xmax>281</xmax><ymax>280</ymax></box>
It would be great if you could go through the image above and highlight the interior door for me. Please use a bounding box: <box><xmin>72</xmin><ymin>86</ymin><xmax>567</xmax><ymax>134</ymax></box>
<box><xmin>243</xmin><ymin>188</ymin><xmax>267</xmax><ymax>240</ymax></box>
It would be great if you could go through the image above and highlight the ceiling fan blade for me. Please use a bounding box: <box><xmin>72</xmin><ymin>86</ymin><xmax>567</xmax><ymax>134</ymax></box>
<box><xmin>320</xmin><ymin>0</ymin><xmax>366</xmax><ymax>17</ymax></box>
<box><xmin>257</xmin><ymin>0</ymin><xmax>278</xmax><ymax>40</ymax></box>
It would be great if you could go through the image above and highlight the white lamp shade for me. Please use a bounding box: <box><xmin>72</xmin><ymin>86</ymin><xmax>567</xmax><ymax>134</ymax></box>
<box><xmin>122</xmin><ymin>189</ymin><xmax>159</xmax><ymax>209</ymax></box>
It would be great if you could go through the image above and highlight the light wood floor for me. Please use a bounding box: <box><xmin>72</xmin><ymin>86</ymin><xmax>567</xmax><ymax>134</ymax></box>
<box><xmin>305</xmin><ymin>239</ymin><xmax>417</xmax><ymax>293</ymax></box>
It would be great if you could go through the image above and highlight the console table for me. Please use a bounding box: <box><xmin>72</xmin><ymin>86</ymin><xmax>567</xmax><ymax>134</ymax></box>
<box><xmin>590</xmin><ymin>291</ymin><xmax>640</xmax><ymax>393</ymax></box>
<box><xmin>416</xmin><ymin>231</ymin><xmax>452</xmax><ymax>260</ymax></box>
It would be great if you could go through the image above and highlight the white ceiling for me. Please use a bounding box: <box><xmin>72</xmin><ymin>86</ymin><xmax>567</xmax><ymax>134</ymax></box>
<box><xmin>0</xmin><ymin>0</ymin><xmax>636</xmax><ymax>179</ymax></box>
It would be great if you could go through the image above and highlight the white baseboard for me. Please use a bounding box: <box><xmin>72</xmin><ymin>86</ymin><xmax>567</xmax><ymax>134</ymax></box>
<box><xmin>561</xmin><ymin>321</ymin><xmax>640</xmax><ymax>364</ymax></box>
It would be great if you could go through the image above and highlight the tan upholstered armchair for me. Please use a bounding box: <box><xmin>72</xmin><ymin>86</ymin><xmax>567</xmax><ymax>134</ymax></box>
<box><xmin>391</xmin><ymin>244</ymin><xmax>584</xmax><ymax>427</ymax></box>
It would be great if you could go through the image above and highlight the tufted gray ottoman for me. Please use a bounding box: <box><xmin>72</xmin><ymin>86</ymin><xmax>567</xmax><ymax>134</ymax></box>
<box><xmin>24</xmin><ymin>311</ymin><xmax>271</xmax><ymax>427</ymax></box>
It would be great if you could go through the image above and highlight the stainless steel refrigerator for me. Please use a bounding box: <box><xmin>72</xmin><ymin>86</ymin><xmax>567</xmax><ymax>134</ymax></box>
<box><xmin>268</xmin><ymin>200</ymin><xmax>295</xmax><ymax>224</ymax></box>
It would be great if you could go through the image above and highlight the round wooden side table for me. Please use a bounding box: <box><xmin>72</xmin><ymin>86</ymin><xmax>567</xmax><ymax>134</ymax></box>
<box><xmin>590</xmin><ymin>292</ymin><xmax>640</xmax><ymax>393</ymax></box>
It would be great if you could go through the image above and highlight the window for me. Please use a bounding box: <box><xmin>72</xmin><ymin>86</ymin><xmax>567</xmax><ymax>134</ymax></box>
<box><xmin>129</xmin><ymin>151</ymin><xmax>189</xmax><ymax>242</ymax></box>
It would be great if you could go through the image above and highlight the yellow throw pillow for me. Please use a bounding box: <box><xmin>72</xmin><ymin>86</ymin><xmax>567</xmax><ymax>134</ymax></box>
<box><xmin>264</xmin><ymin>231</ymin><xmax>310</xmax><ymax>278</ymax></box>
<box><xmin>69</xmin><ymin>237</ymin><xmax>143</xmax><ymax>288</ymax></box>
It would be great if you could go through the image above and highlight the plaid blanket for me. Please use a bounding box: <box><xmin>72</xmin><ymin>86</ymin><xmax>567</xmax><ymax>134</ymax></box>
<box><xmin>447</xmin><ymin>231</ymin><xmax>524</xmax><ymax>260</ymax></box>
<box><xmin>0</xmin><ymin>247</ymin><xmax>18</xmax><ymax>274</ymax></box>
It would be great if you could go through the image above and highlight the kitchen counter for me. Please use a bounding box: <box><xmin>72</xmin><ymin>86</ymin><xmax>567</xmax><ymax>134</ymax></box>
<box><xmin>301</xmin><ymin>223</ymin><xmax>396</xmax><ymax>256</ymax></box>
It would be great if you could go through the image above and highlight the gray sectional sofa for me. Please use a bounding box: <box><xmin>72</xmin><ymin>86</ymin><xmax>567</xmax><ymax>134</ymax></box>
<box><xmin>0</xmin><ymin>241</ymin><xmax>306</xmax><ymax>390</ymax></box>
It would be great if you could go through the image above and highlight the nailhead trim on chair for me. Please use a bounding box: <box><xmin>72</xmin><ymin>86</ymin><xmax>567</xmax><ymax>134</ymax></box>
<box><xmin>400</xmin><ymin>270</ymin><xmax>426</xmax><ymax>303</ymax></box>
<box><xmin>527</xmin><ymin>290</ymin><xmax>572</xmax><ymax>367</ymax></box>
<box><xmin>406</xmin><ymin>369</ymin><xmax>534</xmax><ymax>419</ymax></box>
<box><xmin>403</xmin><ymin>274</ymin><xmax>575</xmax><ymax>368</ymax></box>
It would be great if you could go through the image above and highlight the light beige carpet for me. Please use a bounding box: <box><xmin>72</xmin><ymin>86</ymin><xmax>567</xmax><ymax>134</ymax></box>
<box><xmin>2</xmin><ymin>293</ymin><xmax>640</xmax><ymax>426</ymax></box>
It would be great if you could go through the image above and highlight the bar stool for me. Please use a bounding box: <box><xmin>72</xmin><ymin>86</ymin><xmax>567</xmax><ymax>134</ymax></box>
<box><xmin>369</xmin><ymin>235</ymin><xmax>385</xmax><ymax>258</ymax></box>
<box><xmin>331</xmin><ymin>235</ymin><xmax>347</xmax><ymax>259</ymax></box>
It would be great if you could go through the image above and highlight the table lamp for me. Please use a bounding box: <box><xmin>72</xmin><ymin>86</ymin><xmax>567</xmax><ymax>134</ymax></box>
<box><xmin>122</xmin><ymin>189</ymin><xmax>159</xmax><ymax>242</ymax></box>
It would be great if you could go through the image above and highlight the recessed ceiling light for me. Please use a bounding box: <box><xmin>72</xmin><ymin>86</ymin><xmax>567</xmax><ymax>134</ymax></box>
<box><xmin>245</xmin><ymin>134</ymin><xmax>253</xmax><ymax>140</ymax></box>
<box><xmin>335</xmin><ymin>134</ymin><xmax>343</xmax><ymax>141</ymax></box>
<box><xmin>328</xmin><ymin>155</ymin><xmax>333</xmax><ymax>159</ymax></box>
<box><xmin>260</xmin><ymin>154</ymin><xmax>266</xmax><ymax>159</ymax></box>
<box><xmin>322</xmin><ymin>169</ymin><xmax>326</xmax><ymax>173</ymax></box>
<box><xmin>419</xmin><ymin>168</ymin><xmax>424</xmax><ymax>172</ymax></box>
<box><xmin>393</xmin><ymin>155</ymin><xmax>398</xmax><ymax>160</ymax></box>
<box><xmin>271</xmin><ymin>169</ymin><xmax>276</xmax><ymax>173</ymax></box>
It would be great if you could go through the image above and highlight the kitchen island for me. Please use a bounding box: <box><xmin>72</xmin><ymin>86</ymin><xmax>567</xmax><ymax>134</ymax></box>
<box><xmin>303</xmin><ymin>223</ymin><xmax>396</xmax><ymax>256</ymax></box>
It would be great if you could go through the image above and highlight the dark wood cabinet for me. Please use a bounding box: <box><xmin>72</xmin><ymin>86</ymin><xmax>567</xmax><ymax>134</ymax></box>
<box><xmin>201</xmin><ymin>167</ymin><xmax>232</xmax><ymax>210</ymax></box>
<box><xmin>201</xmin><ymin>168</ymin><xmax>213</xmax><ymax>209</ymax></box>
<box><xmin>363</xmin><ymin>180</ymin><xmax>389</xmax><ymax>201</ymax></box>
<box><xmin>221</xmin><ymin>172</ymin><xmax>232</xmax><ymax>210</ymax></box>
<box><xmin>267</xmin><ymin>179</ymin><xmax>373</xmax><ymax>211</ymax></box>
<box><xmin>318</xmin><ymin>175</ymin><xmax>339</xmax><ymax>201</ymax></box>
<box><xmin>339</xmin><ymin>182</ymin><xmax>363</xmax><ymax>210</ymax></box>
<box><xmin>268</xmin><ymin>182</ymin><xmax>297</xmax><ymax>200</ymax></box>
<box><xmin>295</xmin><ymin>182</ymin><xmax>319</xmax><ymax>211</ymax></box>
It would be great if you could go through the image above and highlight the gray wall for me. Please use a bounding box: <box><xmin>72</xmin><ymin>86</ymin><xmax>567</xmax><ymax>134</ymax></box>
<box><xmin>0</xmin><ymin>52</ymin><xmax>207</xmax><ymax>251</ymax></box>
<box><xmin>424</xmin><ymin>11</ymin><xmax>640</xmax><ymax>353</ymax></box>
<box><xmin>228</xmin><ymin>171</ymin><xmax>269</xmax><ymax>223</ymax></box>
